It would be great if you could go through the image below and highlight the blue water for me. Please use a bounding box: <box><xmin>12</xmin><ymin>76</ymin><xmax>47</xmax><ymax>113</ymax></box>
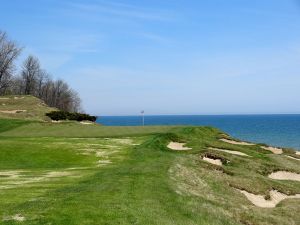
<box><xmin>96</xmin><ymin>115</ymin><xmax>300</xmax><ymax>150</ymax></box>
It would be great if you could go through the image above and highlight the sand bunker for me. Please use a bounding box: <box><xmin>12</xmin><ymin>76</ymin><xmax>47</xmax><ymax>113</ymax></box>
<box><xmin>261</xmin><ymin>146</ymin><xmax>283</xmax><ymax>154</ymax></box>
<box><xmin>80</xmin><ymin>121</ymin><xmax>93</xmax><ymax>125</ymax></box>
<box><xmin>167</xmin><ymin>142</ymin><xmax>191</xmax><ymax>151</ymax></box>
<box><xmin>13</xmin><ymin>96</ymin><xmax>25</xmax><ymax>99</ymax></box>
<box><xmin>239</xmin><ymin>189</ymin><xmax>300</xmax><ymax>208</ymax></box>
<box><xmin>203</xmin><ymin>157</ymin><xmax>222</xmax><ymax>166</ymax></box>
<box><xmin>286</xmin><ymin>156</ymin><xmax>300</xmax><ymax>161</ymax></box>
<box><xmin>268</xmin><ymin>171</ymin><xmax>300</xmax><ymax>182</ymax></box>
<box><xmin>220</xmin><ymin>138</ymin><xmax>254</xmax><ymax>146</ymax></box>
<box><xmin>209</xmin><ymin>147</ymin><xmax>250</xmax><ymax>157</ymax></box>
<box><xmin>0</xmin><ymin>110</ymin><xmax>26</xmax><ymax>114</ymax></box>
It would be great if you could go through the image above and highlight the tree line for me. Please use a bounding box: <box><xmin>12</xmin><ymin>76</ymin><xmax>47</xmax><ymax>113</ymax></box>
<box><xmin>0</xmin><ymin>30</ymin><xmax>81</xmax><ymax>112</ymax></box>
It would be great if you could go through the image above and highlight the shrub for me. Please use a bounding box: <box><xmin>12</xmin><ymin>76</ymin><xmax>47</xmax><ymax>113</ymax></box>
<box><xmin>46</xmin><ymin>111</ymin><xmax>96</xmax><ymax>122</ymax></box>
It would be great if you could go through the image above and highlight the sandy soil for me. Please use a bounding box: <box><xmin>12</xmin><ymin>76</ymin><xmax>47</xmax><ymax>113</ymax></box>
<box><xmin>268</xmin><ymin>171</ymin><xmax>300</xmax><ymax>181</ymax></box>
<box><xmin>220</xmin><ymin>139</ymin><xmax>254</xmax><ymax>146</ymax></box>
<box><xmin>209</xmin><ymin>147</ymin><xmax>250</xmax><ymax>157</ymax></box>
<box><xmin>0</xmin><ymin>110</ymin><xmax>26</xmax><ymax>114</ymax></box>
<box><xmin>167</xmin><ymin>142</ymin><xmax>192</xmax><ymax>151</ymax></box>
<box><xmin>261</xmin><ymin>146</ymin><xmax>283</xmax><ymax>154</ymax></box>
<box><xmin>203</xmin><ymin>157</ymin><xmax>222</xmax><ymax>166</ymax></box>
<box><xmin>239</xmin><ymin>189</ymin><xmax>300</xmax><ymax>208</ymax></box>
<box><xmin>296</xmin><ymin>152</ymin><xmax>300</xmax><ymax>155</ymax></box>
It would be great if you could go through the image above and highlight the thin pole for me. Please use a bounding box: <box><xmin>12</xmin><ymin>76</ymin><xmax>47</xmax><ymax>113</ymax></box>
<box><xmin>141</xmin><ymin>110</ymin><xmax>144</xmax><ymax>126</ymax></box>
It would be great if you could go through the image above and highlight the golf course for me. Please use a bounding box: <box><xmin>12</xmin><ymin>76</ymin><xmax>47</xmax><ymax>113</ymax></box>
<box><xmin>0</xmin><ymin>96</ymin><xmax>299</xmax><ymax>225</ymax></box>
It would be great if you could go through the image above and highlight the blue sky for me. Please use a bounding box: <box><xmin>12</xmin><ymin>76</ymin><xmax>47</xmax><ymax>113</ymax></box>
<box><xmin>1</xmin><ymin>0</ymin><xmax>300</xmax><ymax>115</ymax></box>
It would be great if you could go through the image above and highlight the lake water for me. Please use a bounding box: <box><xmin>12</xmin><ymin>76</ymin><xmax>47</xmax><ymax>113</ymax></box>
<box><xmin>96</xmin><ymin>115</ymin><xmax>300</xmax><ymax>150</ymax></box>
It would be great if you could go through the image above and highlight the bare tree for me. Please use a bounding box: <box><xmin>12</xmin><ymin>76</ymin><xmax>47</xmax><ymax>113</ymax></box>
<box><xmin>0</xmin><ymin>31</ymin><xmax>21</xmax><ymax>94</ymax></box>
<box><xmin>21</xmin><ymin>55</ymin><xmax>41</xmax><ymax>95</ymax></box>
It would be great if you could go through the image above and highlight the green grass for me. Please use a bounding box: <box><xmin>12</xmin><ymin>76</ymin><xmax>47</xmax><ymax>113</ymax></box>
<box><xmin>0</xmin><ymin>118</ymin><xmax>299</xmax><ymax>225</ymax></box>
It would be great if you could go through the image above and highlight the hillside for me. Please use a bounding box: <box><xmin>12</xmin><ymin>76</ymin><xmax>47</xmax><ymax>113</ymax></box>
<box><xmin>0</xmin><ymin>116</ymin><xmax>299</xmax><ymax>224</ymax></box>
<box><xmin>0</xmin><ymin>95</ymin><xmax>56</xmax><ymax>121</ymax></box>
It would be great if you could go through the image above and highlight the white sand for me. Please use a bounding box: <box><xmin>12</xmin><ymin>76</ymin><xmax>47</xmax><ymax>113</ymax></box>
<box><xmin>203</xmin><ymin>157</ymin><xmax>222</xmax><ymax>166</ymax></box>
<box><xmin>296</xmin><ymin>151</ymin><xmax>300</xmax><ymax>155</ymax></box>
<box><xmin>239</xmin><ymin>189</ymin><xmax>300</xmax><ymax>208</ymax></box>
<box><xmin>286</xmin><ymin>156</ymin><xmax>300</xmax><ymax>161</ymax></box>
<box><xmin>268</xmin><ymin>171</ymin><xmax>300</xmax><ymax>181</ymax></box>
<box><xmin>167</xmin><ymin>142</ymin><xmax>191</xmax><ymax>151</ymax></box>
<box><xmin>209</xmin><ymin>147</ymin><xmax>250</xmax><ymax>157</ymax></box>
<box><xmin>261</xmin><ymin>146</ymin><xmax>283</xmax><ymax>154</ymax></box>
<box><xmin>220</xmin><ymin>139</ymin><xmax>254</xmax><ymax>146</ymax></box>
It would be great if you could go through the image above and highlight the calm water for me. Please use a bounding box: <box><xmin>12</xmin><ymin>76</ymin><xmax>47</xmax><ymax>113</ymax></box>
<box><xmin>96</xmin><ymin>115</ymin><xmax>300</xmax><ymax>150</ymax></box>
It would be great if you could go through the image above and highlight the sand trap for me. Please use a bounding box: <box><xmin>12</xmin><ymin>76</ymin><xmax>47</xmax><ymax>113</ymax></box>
<box><xmin>167</xmin><ymin>142</ymin><xmax>191</xmax><ymax>151</ymax></box>
<box><xmin>80</xmin><ymin>121</ymin><xmax>93</xmax><ymax>125</ymax></box>
<box><xmin>286</xmin><ymin>156</ymin><xmax>300</xmax><ymax>161</ymax></box>
<box><xmin>268</xmin><ymin>171</ymin><xmax>300</xmax><ymax>181</ymax></box>
<box><xmin>239</xmin><ymin>189</ymin><xmax>300</xmax><ymax>208</ymax></box>
<box><xmin>13</xmin><ymin>96</ymin><xmax>25</xmax><ymax>99</ymax></box>
<box><xmin>220</xmin><ymin>138</ymin><xmax>254</xmax><ymax>146</ymax></box>
<box><xmin>3</xmin><ymin>214</ymin><xmax>25</xmax><ymax>222</ymax></box>
<box><xmin>203</xmin><ymin>157</ymin><xmax>222</xmax><ymax>166</ymax></box>
<box><xmin>209</xmin><ymin>147</ymin><xmax>250</xmax><ymax>157</ymax></box>
<box><xmin>51</xmin><ymin>120</ymin><xmax>62</xmax><ymax>123</ymax></box>
<box><xmin>0</xmin><ymin>110</ymin><xmax>26</xmax><ymax>114</ymax></box>
<box><xmin>261</xmin><ymin>146</ymin><xmax>283</xmax><ymax>154</ymax></box>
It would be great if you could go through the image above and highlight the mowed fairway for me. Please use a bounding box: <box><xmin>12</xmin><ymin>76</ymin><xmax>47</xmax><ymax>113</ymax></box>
<box><xmin>0</xmin><ymin>120</ymin><xmax>300</xmax><ymax>225</ymax></box>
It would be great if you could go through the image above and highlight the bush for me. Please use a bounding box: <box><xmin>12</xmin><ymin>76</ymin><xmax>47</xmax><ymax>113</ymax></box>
<box><xmin>46</xmin><ymin>111</ymin><xmax>97</xmax><ymax>122</ymax></box>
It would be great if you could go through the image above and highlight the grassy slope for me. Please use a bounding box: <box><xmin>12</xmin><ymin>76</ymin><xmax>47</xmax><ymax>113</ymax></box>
<box><xmin>0</xmin><ymin>95</ymin><xmax>56</xmax><ymax>121</ymax></box>
<box><xmin>0</xmin><ymin>116</ymin><xmax>299</xmax><ymax>224</ymax></box>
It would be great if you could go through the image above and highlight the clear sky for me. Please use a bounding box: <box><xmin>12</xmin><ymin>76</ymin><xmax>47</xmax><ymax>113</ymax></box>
<box><xmin>1</xmin><ymin>0</ymin><xmax>300</xmax><ymax>115</ymax></box>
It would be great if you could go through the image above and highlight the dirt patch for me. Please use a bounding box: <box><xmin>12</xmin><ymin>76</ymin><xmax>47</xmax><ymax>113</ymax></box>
<box><xmin>209</xmin><ymin>147</ymin><xmax>250</xmax><ymax>157</ymax></box>
<box><xmin>220</xmin><ymin>139</ymin><xmax>254</xmax><ymax>146</ymax></box>
<box><xmin>0</xmin><ymin>110</ymin><xmax>27</xmax><ymax>114</ymax></box>
<box><xmin>268</xmin><ymin>171</ymin><xmax>300</xmax><ymax>181</ymax></box>
<box><xmin>167</xmin><ymin>142</ymin><xmax>191</xmax><ymax>151</ymax></box>
<box><xmin>261</xmin><ymin>146</ymin><xmax>283</xmax><ymax>154</ymax></box>
<box><xmin>203</xmin><ymin>157</ymin><xmax>222</xmax><ymax>166</ymax></box>
<box><xmin>238</xmin><ymin>189</ymin><xmax>300</xmax><ymax>208</ymax></box>
<box><xmin>3</xmin><ymin>214</ymin><xmax>25</xmax><ymax>222</ymax></box>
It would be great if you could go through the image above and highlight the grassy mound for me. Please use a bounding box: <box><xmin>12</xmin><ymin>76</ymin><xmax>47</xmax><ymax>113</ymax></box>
<box><xmin>0</xmin><ymin>95</ymin><xmax>56</xmax><ymax>121</ymax></box>
<box><xmin>0</xmin><ymin>119</ymin><xmax>299</xmax><ymax>224</ymax></box>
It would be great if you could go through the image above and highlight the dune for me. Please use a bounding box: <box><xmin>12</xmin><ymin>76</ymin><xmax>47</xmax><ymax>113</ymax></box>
<box><xmin>220</xmin><ymin>138</ymin><xmax>254</xmax><ymax>146</ymax></box>
<box><xmin>167</xmin><ymin>142</ymin><xmax>191</xmax><ymax>151</ymax></box>
<box><xmin>239</xmin><ymin>189</ymin><xmax>300</xmax><ymax>208</ymax></box>
<box><xmin>268</xmin><ymin>171</ymin><xmax>300</xmax><ymax>182</ymax></box>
